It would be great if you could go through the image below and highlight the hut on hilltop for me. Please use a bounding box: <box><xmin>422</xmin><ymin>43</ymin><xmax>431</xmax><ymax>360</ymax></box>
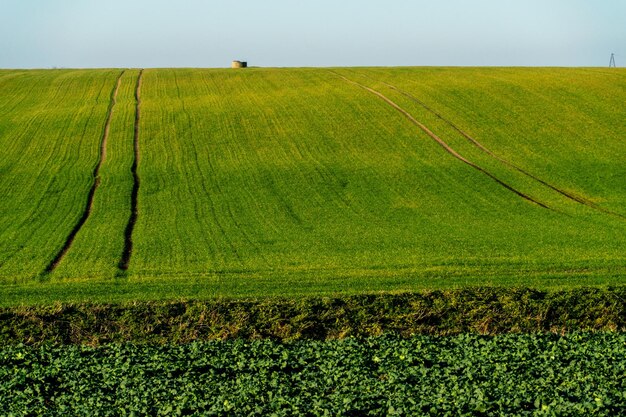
<box><xmin>231</xmin><ymin>60</ymin><xmax>248</xmax><ymax>69</ymax></box>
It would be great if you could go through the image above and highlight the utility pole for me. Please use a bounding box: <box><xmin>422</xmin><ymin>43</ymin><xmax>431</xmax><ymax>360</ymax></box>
<box><xmin>609</xmin><ymin>53</ymin><xmax>616</xmax><ymax>68</ymax></box>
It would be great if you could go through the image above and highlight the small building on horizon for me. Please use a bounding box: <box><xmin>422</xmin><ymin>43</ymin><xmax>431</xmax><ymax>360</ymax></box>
<box><xmin>231</xmin><ymin>60</ymin><xmax>247</xmax><ymax>69</ymax></box>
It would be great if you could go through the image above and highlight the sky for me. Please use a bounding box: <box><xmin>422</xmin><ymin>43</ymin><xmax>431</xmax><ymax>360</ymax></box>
<box><xmin>1</xmin><ymin>0</ymin><xmax>624</xmax><ymax>68</ymax></box>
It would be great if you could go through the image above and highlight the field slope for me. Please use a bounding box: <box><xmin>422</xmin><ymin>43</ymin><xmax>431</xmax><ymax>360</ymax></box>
<box><xmin>0</xmin><ymin>67</ymin><xmax>625</xmax><ymax>305</ymax></box>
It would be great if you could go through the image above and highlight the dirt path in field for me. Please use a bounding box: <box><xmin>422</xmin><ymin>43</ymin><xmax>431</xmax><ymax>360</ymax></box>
<box><xmin>368</xmin><ymin>76</ymin><xmax>626</xmax><ymax>219</ymax></box>
<box><xmin>44</xmin><ymin>70</ymin><xmax>125</xmax><ymax>273</ymax></box>
<box><xmin>119</xmin><ymin>69</ymin><xmax>143</xmax><ymax>271</ymax></box>
<box><xmin>332</xmin><ymin>72</ymin><xmax>551</xmax><ymax>209</ymax></box>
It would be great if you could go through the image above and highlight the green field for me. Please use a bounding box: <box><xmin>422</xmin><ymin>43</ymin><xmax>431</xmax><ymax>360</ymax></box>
<box><xmin>1</xmin><ymin>67</ymin><xmax>625</xmax><ymax>305</ymax></box>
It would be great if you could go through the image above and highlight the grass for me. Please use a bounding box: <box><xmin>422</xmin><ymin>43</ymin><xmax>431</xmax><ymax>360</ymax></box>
<box><xmin>0</xmin><ymin>67</ymin><xmax>625</xmax><ymax>305</ymax></box>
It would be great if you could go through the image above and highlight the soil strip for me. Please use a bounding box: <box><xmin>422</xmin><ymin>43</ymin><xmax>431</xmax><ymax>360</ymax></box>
<box><xmin>333</xmin><ymin>72</ymin><xmax>550</xmax><ymax>209</ymax></box>
<box><xmin>2</xmin><ymin>287</ymin><xmax>625</xmax><ymax>345</ymax></box>
<box><xmin>44</xmin><ymin>70</ymin><xmax>125</xmax><ymax>273</ymax></box>
<box><xmin>118</xmin><ymin>70</ymin><xmax>143</xmax><ymax>271</ymax></box>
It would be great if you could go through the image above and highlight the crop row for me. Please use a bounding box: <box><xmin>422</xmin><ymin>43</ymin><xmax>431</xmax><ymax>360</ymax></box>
<box><xmin>2</xmin><ymin>332</ymin><xmax>625</xmax><ymax>416</ymax></box>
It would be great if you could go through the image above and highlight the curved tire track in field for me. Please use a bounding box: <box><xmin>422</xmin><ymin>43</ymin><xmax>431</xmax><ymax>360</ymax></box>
<box><xmin>119</xmin><ymin>69</ymin><xmax>143</xmax><ymax>271</ymax></box>
<box><xmin>332</xmin><ymin>72</ymin><xmax>551</xmax><ymax>210</ymax></box>
<box><xmin>369</xmin><ymin>76</ymin><xmax>626</xmax><ymax>219</ymax></box>
<box><xmin>44</xmin><ymin>70</ymin><xmax>125</xmax><ymax>273</ymax></box>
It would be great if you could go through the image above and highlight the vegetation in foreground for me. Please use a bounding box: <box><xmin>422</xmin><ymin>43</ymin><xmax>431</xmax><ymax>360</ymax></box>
<box><xmin>2</xmin><ymin>333</ymin><xmax>625</xmax><ymax>416</ymax></box>
<box><xmin>1</xmin><ymin>68</ymin><xmax>626</xmax><ymax>304</ymax></box>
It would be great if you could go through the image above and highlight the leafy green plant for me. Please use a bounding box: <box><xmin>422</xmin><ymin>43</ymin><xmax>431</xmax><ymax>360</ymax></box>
<box><xmin>1</xmin><ymin>333</ymin><xmax>624</xmax><ymax>416</ymax></box>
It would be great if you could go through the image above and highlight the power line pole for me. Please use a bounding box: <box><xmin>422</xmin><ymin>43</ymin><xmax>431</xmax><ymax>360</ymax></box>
<box><xmin>609</xmin><ymin>53</ymin><xmax>616</xmax><ymax>68</ymax></box>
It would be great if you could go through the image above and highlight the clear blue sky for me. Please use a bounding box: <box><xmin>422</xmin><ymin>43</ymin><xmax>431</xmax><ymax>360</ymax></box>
<box><xmin>1</xmin><ymin>0</ymin><xmax>624</xmax><ymax>68</ymax></box>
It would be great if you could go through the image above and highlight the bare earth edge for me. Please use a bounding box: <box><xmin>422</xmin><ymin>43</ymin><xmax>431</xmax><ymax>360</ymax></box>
<box><xmin>1</xmin><ymin>287</ymin><xmax>624</xmax><ymax>345</ymax></box>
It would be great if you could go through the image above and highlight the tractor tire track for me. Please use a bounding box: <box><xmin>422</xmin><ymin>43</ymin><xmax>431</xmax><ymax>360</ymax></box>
<box><xmin>119</xmin><ymin>70</ymin><xmax>143</xmax><ymax>271</ymax></box>
<box><xmin>44</xmin><ymin>70</ymin><xmax>125</xmax><ymax>273</ymax></box>
<box><xmin>366</xmin><ymin>75</ymin><xmax>626</xmax><ymax>219</ymax></box>
<box><xmin>332</xmin><ymin>71</ymin><xmax>551</xmax><ymax>210</ymax></box>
